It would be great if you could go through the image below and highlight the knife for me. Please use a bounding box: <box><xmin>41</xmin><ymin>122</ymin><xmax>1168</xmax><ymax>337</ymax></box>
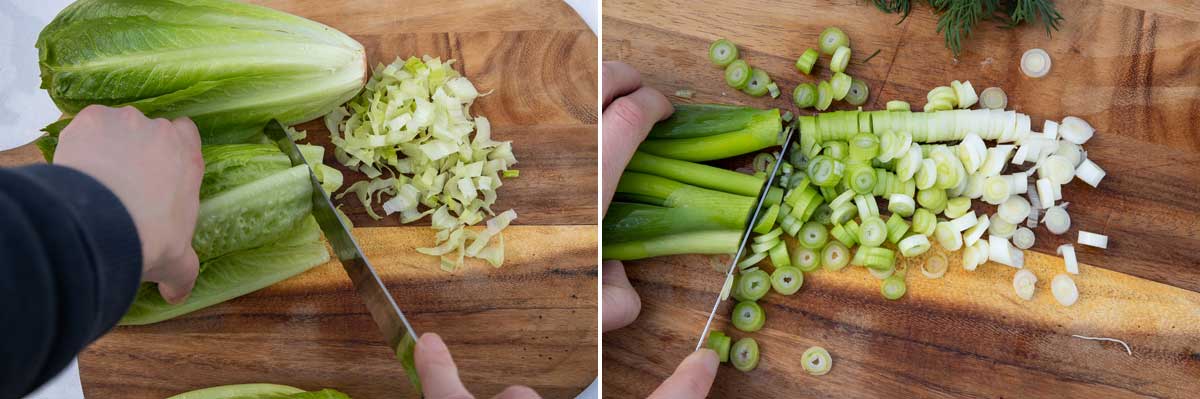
<box><xmin>264</xmin><ymin>120</ymin><xmax>422</xmax><ymax>392</ymax></box>
<box><xmin>693</xmin><ymin>124</ymin><xmax>797</xmax><ymax>351</ymax></box>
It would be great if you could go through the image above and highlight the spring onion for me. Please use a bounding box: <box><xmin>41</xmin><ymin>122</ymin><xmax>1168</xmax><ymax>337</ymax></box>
<box><xmin>793</xmin><ymin>83</ymin><xmax>817</xmax><ymax>108</ymax></box>
<box><xmin>988</xmin><ymin>215</ymin><xmax>1017</xmax><ymax>238</ymax></box>
<box><xmin>1075</xmin><ymin>158</ymin><xmax>1105</xmax><ymax>187</ymax></box>
<box><xmin>707</xmin><ymin>331</ymin><xmax>732</xmax><ymax>362</ymax></box>
<box><xmin>830</xmin><ymin>46</ymin><xmax>851</xmax><ymax>73</ymax></box>
<box><xmin>822</xmin><ymin>241</ymin><xmax>851</xmax><ymax>271</ymax></box>
<box><xmin>754</xmin><ymin>228</ymin><xmax>784</xmax><ymax>244</ymax></box>
<box><xmin>738</xmin><ymin>269</ymin><xmax>771</xmax><ymax>301</ymax></box>
<box><xmin>959</xmin><ymin>214</ymin><xmax>987</xmax><ymax>247</ymax></box>
<box><xmin>1058</xmin><ymin>244</ymin><xmax>1079</xmax><ymax>274</ymax></box>
<box><xmin>898</xmin><ymin>234</ymin><xmax>931</xmax><ymax>257</ymax></box>
<box><xmin>816</xmin><ymin>80</ymin><xmax>834</xmax><ymax>111</ymax></box>
<box><xmin>947</xmin><ymin>211</ymin><xmax>978</xmax><ymax>232</ymax></box>
<box><xmin>736</xmin><ymin>251</ymin><xmax>767</xmax><ymax>270</ymax></box>
<box><xmin>768</xmin><ymin>241</ymin><xmax>791</xmax><ymax>267</ymax></box>
<box><xmin>943</xmin><ymin>197</ymin><xmax>972</xmax><ymax>218</ymax></box>
<box><xmin>1013</xmin><ymin>227</ymin><xmax>1035</xmax><ymax>250</ymax></box>
<box><xmin>1020</xmin><ymin>48</ymin><xmax>1052</xmax><ymax>78</ymax></box>
<box><xmin>789</xmin><ymin>247</ymin><xmax>819</xmax><ymax>274</ymax></box>
<box><xmin>911</xmin><ymin>208</ymin><xmax>936</xmax><ymax>235</ymax></box>
<box><xmin>888</xmin><ymin>194</ymin><xmax>916</xmax><ymax>217</ymax></box>
<box><xmin>1059</xmin><ymin>116</ymin><xmax>1095</xmax><ymax>145</ymax></box>
<box><xmin>962</xmin><ymin>240</ymin><xmax>988</xmax><ymax>271</ymax></box>
<box><xmin>887</xmin><ymin>100</ymin><xmax>911</xmax><ymax>111</ymax></box>
<box><xmin>934</xmin><ymin>221</ymin><xmax>963</xmax><ymax>251</ymax></box>
<box><xmin>732</xmin><ymin>300</ymin><xmax>766</xmax><ymax>332</ymax></box>
<box><xmin>771</xmin><ymin>266</ymin><xmax>804</xmax><ymax>295</ymax></box>
<box><xmin>997</xmin><ymin>196</ymin><xmax>1032</xmax><ymax>225</ymax></box>
<box><xmin>808</xmin><ymin>155</ymin><xmax>845</xmax><ymax>188</ymax></box>
<box><xmin>604</xmin><ymin>230</ymin><xmax>742</xmax><ymax>261</ymax></box>
<box><xmin>767</xmin><ymin>83</ymin><xmax>782</xmax><ymax>99</ymax></box>
<box><xmin>731</xmin><ymin>337</ymin><xmax>760</xmax><ymax>372</ymax></box>
<box><xmin>1013</xmin><ymin>269</ymin><xmax>1037</xmax><ymax>300</ymax></box>
<box><xmin>802</xmin><ymin>346</ymin><xmax>833</xmax><ymax>375</ymax></box>
<box><xmin>915</xmin><ymin>159</ymin><xmax>938</xmax><ymax>189</ymax></box>
<box><xmin>1043</xmin><ymin>205</ymin><xmax>1070</xmax><ymax>235</ymax></box>
<box><xmin>796</xmin><ymin>48</ymin><xmax>819</xmax><ymax>75</ymax></box>
<box><xmin>863</xmin><ymin>247</ymin><xmax>896</xmax><ymax>270</ymax></box>
<box><xmin>854</xmin><ymin>194</ymin><xmax>879</xmax><ymax>219</ymax></box>
<box><xmin>951</xmin><ymin>80</ymin><xmax>978</xmax><ymax>108</ymax></box>
<box><xmin>858</xmin><ymin>215</ymin><xmax>887</xmax><ymax>247</ymax></box>
<box><xmin>957</xmin><ymin>133</ymin><xmax>987</xmax><ymax>174</ymax></box>
<box><xmin>979</xmin><ymin>145</ymin><xmax>1014</xmax><ymax>177</ymax></box>
<box><xmin>1051</xmin><ymin>274</ymin><xmax>1078</xmax><ymax>306</ymax></box>
<box><xmin>845</xmin><ymin>79</ymin><xmax>870</xmax><ymax>106</ymax></box>
<box><xmin>963</xmin><ymin>173</ymin><xmax>986</xmax><ymax>199</ymax></box>
<box><xmin>988</xmin><ymin>235</ymin><xmax>1024</xmax><ymax>268</ymax></box>
<box><xmin>917</xmin><ymin>188</ymin><xmax>948</xmax><ymax>214</ymax></box>
<box><xmin>881</xmin><ymin>274</ymin><xmax>907</xmax><ymax>299</ymax></box>
<box><xmin>824</xmin><ymin>141</ymin><xmax>849</xmax><ymax>160</ymax></box>
<box><xmin>1035</xmin><ymin>178</ymin><xmax>1056</xmax><ymax>208</ymax></box>
<box><xmin>819</xmin><ymin>27</ymin><xmax>850</xmax><ymax>55</ymax></box>
<box><xmin>798</xmin><ymin>221</ymin><xmax>830</xmax><ymax>249</ymax></box>
<box><xmin>982</xmin><ymin>175</ymin><xmax>1011</xmax><ymax>205</ymax></box>
<box><xmin>921</xmin><ymin>252</ymin><xmax>948</xmax><ymax>279</ymax></box>
<box><xmin>1054</xmin><ymin>141</ymin><xmax>1084</xmax><ymax>167</ymax></box>
<box><xmin>979</xmin><ymin>87</ymin><xmax>1007</xmax><ymax>110</ymax></box>
<box><xmin>708</xmin><ymin>39</ymin><xmax>739</xmax><ymax>66</ymax></box>
<box><xmin>743</xmin><ymin>68</ymin><xmax>772</xmax><ymax>97</ymax></box>
<box><xmin>830</xmin><ymin>72</ymin><xmax>853</xmax><ymax>101</ymax></box>
<box><xmin>831</xmin><ymin>223</ymin><xmax>858</xmax><ymax>246</ymax></box>
<box><xmin>867</xmin><ymin>263</ymin><xmax>895</xmax><ymax>279</ymax></box>
<box><xmin>725</xmin><ymin>60</ymin><xmax>751</xmax><ymax>88</ymax></box>
<box><xmin>1039</xmin><ymin>155</ymin><xmax>1075</xmax><ymax>185</ymax></box>
<box><xmin>1078</xmin><ymin>230</ymin><xmax>1108</xmax><ymax>249</ymax></box>
<box><xmin>886</xmin><ymin>214</ymin><xmax>910</xmax><ymax>244</ymax></box>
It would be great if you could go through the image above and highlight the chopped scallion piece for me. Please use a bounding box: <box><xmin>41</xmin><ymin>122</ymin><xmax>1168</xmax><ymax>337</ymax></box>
<box><xmin>743</xmin><ymin>68</ymin><xmax>772</xmax><ymax>97</ymax></box>
<box><xmin>708</xmin><ymin>39</ymin><xmax>739</xmax><ymax>67</ymax></box>
<box><xmin>802</xmin><ymin>346</ymin><xmax>833</xmax><ymax>375</ymax></box>
<box><xmin>1051</xmin><ymin>274</ymin><xmax>1078</xmax><ymax>306</ymax></box>
<box><xmin>830</xmin><ymin>46</ymin><xmax>851</xmax><ymax>73</ymax></box>
<box><xmin>822</xmin><ymin>241</ymin><xmax>850</xmax><ymax>271</ymax></box>
<box><xmin>793</xmin><ymin>83</ymin><xmax>817</xmax><ymax>108</ymax></box>
<box><xmin>795</xmin><ymin>48</ymin><xmax>819</xmax><ymax>75</ymax></box>
<box><xmin>1078</xmin><ymin>230</ymin><xmax>1108</xmax><ymax>249</ymax></box>
<box><xmin>1020</xmin><ymin>48</ymin><xmax>1052</xmax><ymax>78</ymax></box>
<box><xmin>818</xmin><ymin>27</ymin><xmax>850</xmax><ymax>55</ymax></box>
<box><xmin>1013</xmin><ymin>269</ymin><xmax>1037</xmax><ymax>300</ymax></box>
<box><xmin>725</xmin><ymin>60</ymin><xmax>751</xmax><ymax>88</ymax></box>
<box><xmin>731</xmin><ymin>337</ymin><xmax>760</xmax><ymax>372</ymax></box>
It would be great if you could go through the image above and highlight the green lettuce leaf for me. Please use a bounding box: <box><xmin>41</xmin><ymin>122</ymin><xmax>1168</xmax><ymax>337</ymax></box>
<box><xmin>166</xmin><ymin>384</ymin><xmax>352</xmax><ymax>399</ymax></box>
<box><xmin>200</xmin><ymin>144</ymin><xmax>324</xmax><ymax>199</ymax></box>
<box><xmin>36</xmin><ymin>0</ymin><xmax>366</xmax><ymax>144</ymax></box>
<box><xmin>122</xmin><ymin>216</ymin><xmax>329</xmax><ymax>326</ymax></box>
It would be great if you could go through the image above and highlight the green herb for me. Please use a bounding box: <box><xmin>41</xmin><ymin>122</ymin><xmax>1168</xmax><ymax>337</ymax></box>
<box><xmin>871</xmin><ymin>0</ymin><xmax>1064</xmax><ymax>56</ymax></box>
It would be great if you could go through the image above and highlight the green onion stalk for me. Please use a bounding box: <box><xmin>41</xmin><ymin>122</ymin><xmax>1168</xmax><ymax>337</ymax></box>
<box><xmin>639</xmin><ymin>107</ymin><xmax>781</xmax><ymax>161</ymax></box>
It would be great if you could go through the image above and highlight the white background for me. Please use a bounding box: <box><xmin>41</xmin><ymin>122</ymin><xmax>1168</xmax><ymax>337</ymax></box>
<box><xmin>0</xmin><ymin>1</ymin><xmax>599</xmax><ymax>398</ymax></box>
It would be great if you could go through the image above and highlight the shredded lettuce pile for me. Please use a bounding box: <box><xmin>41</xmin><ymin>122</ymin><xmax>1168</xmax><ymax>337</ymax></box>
<box><xmin>325</xmin><ymin>56</ymin><xmax>518</xmax><ymax>271</ymax></box>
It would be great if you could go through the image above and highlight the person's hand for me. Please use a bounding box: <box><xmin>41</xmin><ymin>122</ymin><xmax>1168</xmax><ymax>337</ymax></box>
<box><xmin>414</xmin><ymin>333</ymin><xmax>541</xmax><ymax>399</ymax></box>
<box><xmin>55</xmin><ymin>105</ymin><xmax>203</xmax><ymax>304</ymax></box>
<box><xmin>601</xmin><ymin>62</ymin><xmax>719</xmax><ymax>398</ymax></box>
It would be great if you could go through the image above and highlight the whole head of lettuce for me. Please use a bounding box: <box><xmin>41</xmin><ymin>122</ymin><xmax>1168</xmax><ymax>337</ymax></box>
<box><xmin>35</xmin><ymin>0</ymin><xmax>366</xmax><ymax>145</ymax></box>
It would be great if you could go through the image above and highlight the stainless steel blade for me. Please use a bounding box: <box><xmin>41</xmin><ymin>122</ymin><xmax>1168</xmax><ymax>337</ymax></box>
<box><xmin>694</xmin><ymin>125</ymin><xmax>797</xmax><ymax>351</ymax></box>
<box><xmin>263</xmin><ymin>121</ymin><xmax>422</xmax><ymax>391</ymax></box>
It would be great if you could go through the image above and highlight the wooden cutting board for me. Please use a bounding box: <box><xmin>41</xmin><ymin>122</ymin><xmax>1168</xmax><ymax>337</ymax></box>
<box><xmin>604</xmin><ymin>0</ymin><xmax>1200</xmax><ymax>397</ymax></box>
<box><xmin>0</xmin><ymin>0</ymin><xmax>597</xmax><ymax>397</ymax></box>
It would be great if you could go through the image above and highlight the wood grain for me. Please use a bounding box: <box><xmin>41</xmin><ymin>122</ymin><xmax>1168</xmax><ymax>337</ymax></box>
<box><xmin>0</xmin><ymin>0</ymin><xmax>597</xmax><ymax>397</ymax></box>
<box><xmin>80</xmin><ymin>226</ymin><xmax>597</xmax><ymax>398</ymax></box>
<box><xmin>604</xmin><ymin>0</ymin><xmax>1200</xmax><ymax>397</ymax></box>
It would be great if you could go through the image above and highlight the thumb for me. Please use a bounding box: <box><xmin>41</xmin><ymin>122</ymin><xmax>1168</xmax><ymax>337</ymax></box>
<box><xmin>647</xmin><ymin>349</ymin><xmax>719</xmax><ymax>399</ymax></box>
<box><xmin>154</xmin><ymin>249</ymin><xmax>200</xmax><ymax>304</ymax></box>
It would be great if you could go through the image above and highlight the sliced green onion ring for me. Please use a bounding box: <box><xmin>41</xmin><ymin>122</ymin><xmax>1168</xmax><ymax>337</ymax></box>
<box><xmin>793</xmin><ymin>83</ymin><xmax>817</xmax><ymax>108</ymax></box>
<box><xmin>1013</xmin><ymin>269</ymin><xmax>1037</xmax><ymax>300</ymax></box>
<box><xmin>795</xmin><ymin>48</ymin><xmax>819</xmax><ymax>75</ymax></box>
<box><xmin>807</xmin><ymin>155</ymin><xmax>845</xmax><ymax>187</ymax></box>
<box><xmin>1013</xmin><ymin>226</ymin><xmax>1035</xmax><ymax>249</ymax></box>
<box><xmin>921</xmin><ymin>252</ymin><xmax>948</xmax><ymax>279</ymax></box>
<box><xmin>887</xmin><ymin>194</ymin><xmax>916</xmax><ymax>217</ymax></box>
<box><xmin>771</xmin><ymin>266</ymin><xmax>804</xmax><ymax>295</ymax></box>
<box><xmin>830</xmin><ymin>46</ymin><xmax>851</xmax><ymax>73</ymax></box>
<box><xmin>737</xmin><ymin>269</ymin><xmax>771</xmax><ymax>301</ymax></box>
<box><xmin>754</xmin><ymin>227</ymin><xmax>784</xmax><ymax>244</ymax></box>
<box><xmin>732</xmin><ymin>300</ymin><xmax>766</xmax><ymax>332</ymax></box>
<box><xmin>1043</xmin><ymin>205</ymin><xmax>1070</xmax><ymax>235</ymax></box>
<box><xmin>802</xmin><ymin>346</ymin><xmax>833</xmax><ymax>375</ymax></box>
<box><xmin>707</xmin><ymin>331</ymin><xmax>732</xmax><ymax>362</ymax></box>
<box><xmin>944</xmin><ymin>197</ymin><xmax>972</xmax><ymax>218</ymax></box>
<box><xmin>822</xmin><ymin>241</ymin><xmax>850</xmax><ymax>271</ymax></box>
<box><xmin>830</xmin><ymin>72</ymin><xmax>852</xmax><ymax>101</ymax></box>
<box><xmin>881</xmin><ymin>275</ymin><xmax>907</xmax><ymax>300</ymax></box>
<box><xmin>917</xmin><ymin>188</ymin><xmax>947</xmax><ymax>214</ymax></box>
<box><xmin>911</xmin><ymin>208</ymin><xmax>936</xmax><ymax>235</ymax></box>
<box><xmin>736</xmin><ymin>251</ymin><xmax>768</xmax><ymax>270</ymax></box>
<box><xmin>1020</xmin><ymin>48</ymin><xmax>1052</xmax><ymax>78</ymax></box>
<box><xmin>793</xmin><ymin>246</ymin><xmax>821</xmax><ymax>272</ymax></box>
<box><xmin>815</xmin><ymin>80</ymin><xmax>833</xmax><ymax>111</ymax></box>
<box><xmin>898</xmin><ymin>234</ymin><xmax>931</xmax><ymax>257</ymax></box>
<box><xmin>886</xmin><ymin>100</ymin><xmax>910</xmax><ymax>111</ymax></box>
<box><xmin>743</xmin><ymin>68</ymin><xmax>772</xmax><ymax>97</ymax></box>
<box><xmin>1052</xmin><ymin>274</ymin><xmax>1078</xmax><ymax>306</ymax></box>
<box><xmin>798</xmin><ymin>221</ymin><xmax>829</xmax><ymax>249</ymax></box>
<box><xmin>886</xmin><ymin>213</ymin><xmax>910</xmax><ymax>244</ymax></box>
<box><xmin>708</xmin><ymin>39</ymin><xmax>739</xmax><ymax>66</ymax></box>
<box><xmin>845</xmin><ymin>78</ymin><xmax>869</xmax><ymax>106</ymax></box>
<box><xmin>980</xmin><ymin>87</ymin><xmax>1007</xmax><ymax>110</ymax></box>
<box><xmin>818</xmin><ymin>27</ymin><xmax>850</xmax><ymax>55</ymax></box>
<box><xmin>731</xmin><ymin>337</ymin><xmax>760</xmax><ymax>372</ymax></box>
<box><xmin>846</xmin><ymin>164</ymin><xmax>876</xmax><ymax>194</ymax></box>
<box><xmin>859</xmin><ymin>215</ymin><xmax>887</xmax><ymax>247</ymax></box>
<box><xmin>724</xmin><ymin>60</ymin><xmax>751</xmax><ymax>88</ymax></box>
<box><xmin>934</xmin><ymin>221</ymin><xmax>963</xmax><ymax>251</ymax></box>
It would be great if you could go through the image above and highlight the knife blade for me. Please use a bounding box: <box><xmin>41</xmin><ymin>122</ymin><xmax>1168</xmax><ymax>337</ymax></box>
<box><xmin>263</xmin><ymin>121</ymin><xmax>422</xmax><ymax>392</ymax></box>
<box><xmin>693</xmin><ymin>124</ymin><xmax>797</xmax><ymax>351</ymax></box>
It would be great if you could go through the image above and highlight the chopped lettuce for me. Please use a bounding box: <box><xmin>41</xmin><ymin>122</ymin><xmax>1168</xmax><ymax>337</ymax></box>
<box><xmin>326</xmin><ymin>56</ymin><xmax>518</xmax><ymax>271</ymax></box>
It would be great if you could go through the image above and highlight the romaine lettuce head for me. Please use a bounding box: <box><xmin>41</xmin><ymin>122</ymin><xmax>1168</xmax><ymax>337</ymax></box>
<box><xmin>123</xmin><ymin>216</ymin><xmax>329</xmax><ymax>326</ymax></box>
<box><xmin>36</xmin><ymin>0</ymin><xmax>366</xmax><ymax>144</ymax></box>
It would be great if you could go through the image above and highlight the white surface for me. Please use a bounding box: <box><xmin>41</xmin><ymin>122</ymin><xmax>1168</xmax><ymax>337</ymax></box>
<box><xmin>1</xmin><ymin>1</ymin><xmax>600</xmax><ymax>398</ymax></box>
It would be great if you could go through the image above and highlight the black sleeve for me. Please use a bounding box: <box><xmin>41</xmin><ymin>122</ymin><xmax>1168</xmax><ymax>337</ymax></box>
<box><xmin>0</xmin><ymin>164</ymin><xmax>142</xmax><ymax>399</ymax></box>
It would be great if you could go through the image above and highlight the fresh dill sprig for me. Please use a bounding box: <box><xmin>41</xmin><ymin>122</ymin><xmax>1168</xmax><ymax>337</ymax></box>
<box><xmin>870</xmin><ymin>0</ymin><xmax>1064</xmax><ymax>56</ymax></box>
